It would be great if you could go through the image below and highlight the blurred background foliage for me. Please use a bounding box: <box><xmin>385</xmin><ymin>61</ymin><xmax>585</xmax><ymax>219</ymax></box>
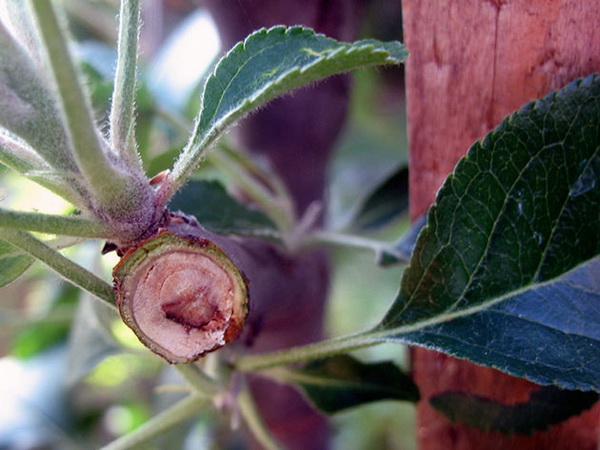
<box><xmin>0</xmin><ymin>0</ymin><xmax>414</xmax><ymax>448</ymax></box>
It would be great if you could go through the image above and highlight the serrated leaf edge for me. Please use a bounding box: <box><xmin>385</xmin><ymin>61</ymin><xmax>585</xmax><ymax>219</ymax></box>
<box><xmin>199</xmin><ymin>25</ymin><xmax>405</xmax><ymax>147</ymax></box>
<box><xmin>384</xmin><ymin>73</ymin><xmax>600</xmax><ymax>325</ymax></box>
<box><xmin>168</xmin><ymin>25</ymin><xmax>407</xmax><ymax>197</ymax></box>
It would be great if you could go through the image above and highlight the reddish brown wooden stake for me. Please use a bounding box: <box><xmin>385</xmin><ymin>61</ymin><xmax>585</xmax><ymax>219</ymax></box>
<box><xmin>402</xmin><ymin>1</ymin><xmax>600</xmax><ymax>448</ymax></box>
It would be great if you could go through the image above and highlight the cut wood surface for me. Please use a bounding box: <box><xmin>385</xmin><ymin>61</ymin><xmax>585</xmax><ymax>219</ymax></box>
<box><xmin>403</xmin><ymin>0</ymin><xmax>600</xmax><ymax>448</ymax></box>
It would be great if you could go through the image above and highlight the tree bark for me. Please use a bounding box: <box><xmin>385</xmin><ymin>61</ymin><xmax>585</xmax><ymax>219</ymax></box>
<box><xmin>403</xmin><ymin>1</ymin><xmax>600</xmax><ymax>449</ymax></box>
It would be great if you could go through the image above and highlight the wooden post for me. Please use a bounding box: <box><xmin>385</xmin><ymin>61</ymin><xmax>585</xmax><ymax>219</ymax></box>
<box><xmin>402</xmin><ymin>1</ymin><xmax>600</xmax><ymax>448</ymax></box>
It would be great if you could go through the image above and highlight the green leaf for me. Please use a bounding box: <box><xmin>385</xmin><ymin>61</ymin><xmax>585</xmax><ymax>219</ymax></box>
<box><xmin>277</xmin><ymin>355</ymin><xmax>419</xmax><ymax>414</ymax></box>
<box><xmin>169</xmin><ymin>25</ymin><xmax>408</xmax><ymax>196</ymax></box>
<box><xmin>351</xmin><ymin>166</ymin><xmax>409</xmax><ymax>231</ymax></box>
<box><xmin>168</xmin><ymin>180</ymin><xmax>277</xmax><ymax>236</ymax></box>
<box><xmin>376</xmin><ymin>215</ymin><xmax>426</xmax><ymax>266</ymax></box>
<box><xmin>393</xmin><ymin>257</ymin><xmax>600</xmax><ymax>390</ymax></box>
<box><xmin>66</xmin><ymin>294</ymin><xmax>119</xmax><ymax>385</ymax></box>
<box><xmin>376</xmin><ymin>74</ymin><xmax>600</xmax><ymax>391</ymax></box>
<box><xmin>0</xmin><ymin>239</ymin><xmax>34</xmax><ymax>286</ymax></box>
<box><xmin>430</xmin><ymin>387</ymin><xmax>599</xmax><ymax>435</ymax></box>
<box><xmin>11</xmin><ymin>284</ymin><xmax>78</xmax><ymax>359</ymax></box>
<box><xmin>328</xmin><ymin>115</ymin><xmax>407</xmax><ymax>231</ymax></box>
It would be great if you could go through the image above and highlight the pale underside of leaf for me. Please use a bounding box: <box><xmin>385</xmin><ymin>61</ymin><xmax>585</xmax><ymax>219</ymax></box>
<box><xmin>372</xmin><ymin>74</ymin><xmax>600</xmax><ymax>391</ymax></box>
<box><xmin>375</xmin><ymin>257</ymin><xmax>600</xmax><ymax>390</ymax></box>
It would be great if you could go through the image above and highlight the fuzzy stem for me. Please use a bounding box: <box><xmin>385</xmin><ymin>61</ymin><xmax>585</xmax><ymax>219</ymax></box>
<box><xmin>167</xmin><ymin>137</ymin><xmax>210</xmax><ymax>201</ymax></box>
<box><xmin>0</xmin><ymin>130</ymin><xmax>48</xmax><ymax>173</ymax></box>
<box><xmin>0</xmin><ymin>131</ymin><xmax>87</xmax><ymax>208</ymax></box>
<box><xmin>28</xmin><ymin>0</ymin><xmax>141</xmax><ymax>217</ymax></box>
<box><xmin>0</xmin><ymin>208</ymin><xmax>112</xmax><ymax>238</ymax></box>
<box><xmin>307</xmin><ymin>230</ymin><xmax>408</xmax><ymax>262</ymax></box>
<box><xmin>0</xmin><ymin>19</ymin><xmax>76</xmax><ymax>171</ymax></box>
<box><xmin>235</xmin><ymin>331</ymin><xmax>378</xmax><ymax>372</ymax></box>
<box><xmin>100</xmin><ymin>394</ymin><xmax>208</xmax><ymax>450</ymax></box>
<box><xmin>175</xmin><ymin>363</ymin><xmax>220</xmax><ymax>397</ymax></box>
<box><xmin>154</xmin><ymin>107</ymin><xmax>295</xmax><ymax>229</ymax></box>
<box><xmin>1</xmin><ymin>229</ymin><xmax>116</xmax><ymax>310</ymax></box>
<box><xmin>109</xmin><ymin>0</ymin><xmax>142</xmax><ymax>169</ymax></box>
<box><xmin>239</xmin><ymin>262</ymin><xmax>597</xmax><ymax>371</ymax></box>
<box><xmin>238</xmin><ymin>386</ymin><xmax>284</xmax><ymax>450</ymax></box>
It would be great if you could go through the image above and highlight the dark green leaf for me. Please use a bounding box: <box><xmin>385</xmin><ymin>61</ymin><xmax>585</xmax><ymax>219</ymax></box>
<box><xmin>285</xmin><ymin>355</ymin><xmax>419</xmax><ymax>414</ymax></box>
<box><xmin>395</xmin><ymin>257</ymin><xmax>600</xmax><ymax>391</ymax></box>
<box><xmin>0</xmin><ymin>239</ymin><xmax>34</xmax><ymax>286</ymax></box>
<box><xmin>351</xmin><ymin>166</ymin><xmax>409</xmax><ymax>232</ymax></box>
<box><xmin>376</xmin><ymin>215</ymin><xmax>426</xmax><ymax>266</ymax></box>
<box><xmin>328</xmin><ymin>121</ymin><xmax>407</xmax><ymax>231</ymax></box>
<box><xmin>374</xmin><ymin>74</ymin><xmax>600</xmax><ymax>390</ymax></box>
<box><xmin>431</xmin><ymin>387</ymin><xmax>599</xmax><ymax>435</ymax></box>
<box><xmin>195</xmin><ymin>25</ymin><xmax>406</xmax><ymax>150</ymax></box>
<box><xmin>168</xmin><ymin>180</ymin><xmax>276</xmax><ymax>236</ymax></box>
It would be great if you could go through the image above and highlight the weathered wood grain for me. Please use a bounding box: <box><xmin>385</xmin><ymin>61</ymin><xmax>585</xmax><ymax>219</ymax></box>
<box><xmin>403</xmin><ymin>1</ymin><xmax>600</xmax><ymax>448</ymax></box>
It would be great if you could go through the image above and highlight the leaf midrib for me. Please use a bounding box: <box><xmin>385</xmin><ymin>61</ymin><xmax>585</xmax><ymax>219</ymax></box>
<box><xmin>374</xmin><ymin>256</ymin><xmax>598</xmax><ymax>340</ymax></box>
<box><xmin>198</xmin><ymin>31</ymin><xmax>393</xmax><ymax>153</ymax></box>
<box><xmin>392</xmin><ymin>114</ymin><xmax>588</xmax><ymax>324</ymax></box>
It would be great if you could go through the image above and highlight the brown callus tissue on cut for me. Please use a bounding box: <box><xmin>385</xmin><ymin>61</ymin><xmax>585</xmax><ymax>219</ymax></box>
<box><xmin>113</xmin><ymin>228</ymin><xmax>249</xmax><ymax>363</ymax></box>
